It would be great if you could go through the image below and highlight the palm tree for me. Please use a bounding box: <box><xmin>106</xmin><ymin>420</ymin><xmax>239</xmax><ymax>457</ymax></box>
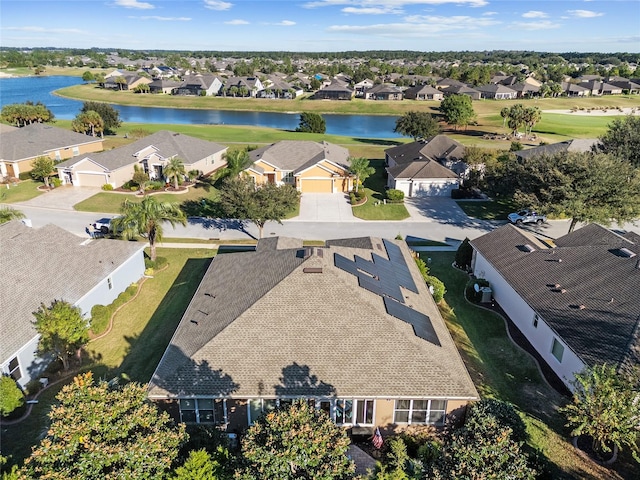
<box><xmin>217</xmin><ymin>148</ymin><xmax>253</xmax><ymax>179</ymax></box>
<box><xmin>0</xmin><ymin>206</ymin><xmax>26</xmax><ymax>225</ymax></box>
<box><xmin>112</xmin><ymin>196</ymin><xmax>187</xmax><ymax>261</ymax></box>
<box><xmin>349</xmin><ymin>157</ymin><xmax>375</xmax><ymax>193</ymax></box>
<box><xmin>164</xmin><ymin>157</ymin><xmax>186</xmax><ymax>190</ymax></box>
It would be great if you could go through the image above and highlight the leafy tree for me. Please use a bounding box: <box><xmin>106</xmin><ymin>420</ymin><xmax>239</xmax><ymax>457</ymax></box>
<box><xmin>113</xmin><ymin>195</ymin><xmax>187</xmax><ymax>261</ymax></box>
<box><xmin>71</xmin><ymin>110</ymin><xmax>104</xmax><ymax>137</ymax></box>
<box><xmin>219</xmin><ymin>176</ymin><xmax>300</xmax><ymax>238</ymax></box>
<box><xmin>81</xmin><ymin>71</ymin><xmax>95</xmax><ymax>82</ymax></box>
<box><xmin>238</xmin><ymin>400</ymin><xmax>355</xmax><ymax>479</ymax></box>
<box><xmin>0</xmin><ymin>376</ymin><xmax>24</xmax><ymax>417</ymax></box>
<box><xmin>30</xmin><ymin>155</ymin><xmax>55</xmax><ymax>187</ymax></box>
<box><xmin>23</xmin><ymin>372</ymin><xmax>187</xmax><ymax>479</ymax></box>
<box><xmin>217</xmin><ymin>148</ymin><xmax>253</xmax><ymax>180</ymax></box>
<box><xmin>0</xmin><ymin>206</ymin><xmax>25</xmax><ymax>225</ymax></box>
<box><xmin>173</xmin><ymin>448</ymin><xmax>231</xmax><ymax>480</ymax></box>
<box><xmin>296</xmin><ymin>112</ymin><xmax>326</xmax><ymax>134</ymax></box>
<box><xmin>454</xmin><ymin>237</ymin><xmax>473</xmax><ymax>271</ymax></box>
<box><xmin>560</xmin><ymin>364</ymin><xmax>640</xmax><ymax>463</ymax></box>
<box><xmin>485</xmin><ymin>151</ymin><xmax>640</xmax><ymax>232</ymax></box>
<box><xmin>393</xmin><ymin>111</ymin><xmax>440</xmax><ymax>140</ymax></box>
<box><xmin>131</xmin><ymin>164</ymin><xmax>150</xmax><ymax>191</ymax></box>
<box><xmin>430</xmin><ymin>400</ymin><xmax>537</xmax><ymax>479</ymax></box>
<box><xmin>32</xmin><ymin>300</ymin><xmax>88</xmax><ymax>371</ymax></box>
<box><xmin>439</xmin><ymin>94</ymin><xmax>476</xmax><ymax>130</ymax></box>
<box><xmin>1</xmin><ymin>101</ymin><xmax>54</xmax><ymax>127</ymax></box>
<box><xmin>594</xmin><ymin>115</ymin><xmax>640</xmax><ymax>167</ymax></box>
<box><xmin>349</xmin><ymin>156</ymin><xmax>375</xmax><ymax>192</ymax></box>
<box><xmin>164</xmin><ymin>157</ymin><xmax>186</xmax><ymax>190</ymax></box>
<box><xmin>80</xmin><ymin>101</ymin><xmax>122</xmax><ymax>134</ymax></box>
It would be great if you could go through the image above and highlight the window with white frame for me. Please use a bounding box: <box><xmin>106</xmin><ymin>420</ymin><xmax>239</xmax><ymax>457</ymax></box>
<box><xmin>72</xmin><ymin>146</ymin><xmax>80</xmax><ymax>156</ymax></box>
<box><xmin>393</xmin><ymin>399</ymin><xmax>447</xmax><ymax>425</ymax></box>
<box><xmin>336</xmin><ymin>399</ymin><xmax>374</xmax><ymax>425</ymax></box>
<box><xmin>8</xmin><ymin>357</ymin><xmax>21</xmax><ymax>381</ymax></box>
<box><xmin>551</xmin><ymin>338</ymin><xmax>564</xmax><ymax>362</ymax></box>
<box><xmin>282</xmin><ymin>172</ymin><xmax>295</xmax><ymax>183</ymax></box>
<box><xmin>179</xmin><ymin>398</ymin><xmax>225</xmax><ymax>425</ymax></box>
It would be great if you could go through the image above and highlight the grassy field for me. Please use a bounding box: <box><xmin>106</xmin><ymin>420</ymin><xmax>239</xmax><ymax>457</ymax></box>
<box><xmin>455</xmin><ymin>198</ymin><xmax>518</xmax><ymax>220</ymax></box>
<box><xmin>351</xmin><ymin>159</ymin><xmax>410</xmax><ymax>221</ymax></box>
<box><xmin>0</xmin><ymin>180</ymin><xmax>45</xmax><ymax>203</ymax></box>
<box><xmin>427</xmin><ymin>252</ymin><xmax>637</xmax><ymax>480</ymax></box>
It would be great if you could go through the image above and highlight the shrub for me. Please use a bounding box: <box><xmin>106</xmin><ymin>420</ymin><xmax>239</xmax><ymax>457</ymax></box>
<box><xmin>454</xmin><ymin>238</ymin><xmax>473</xmax><ymax>271</ymax></box>
<box><xmin>415</xmin><ymin>257</ymin><xmax>429</xmax><ymax>280</ymax></box>
<box><xmin>18</xmin><ymin>172</ymin><xmax>32</xmax><ymax>181</ymax></box>
<box><xmin>50</xmin><ymin>177</ymin><xmax>62</xmax><ymax>188</ymax></box>
<box><xmin>101</xmin><ymin>183</ymin><xmax>114</xmax><ymax>191</ymax></box>
<box><xmin>146</xmin><ymin>180</ymin><xmax>165</xmax><ymax>190</ymax></box>
<box><xmin>386</xmin><ymin>188</ymin><xmax>404</xmax><ymax>202</ymax></box>
<box><xmin>467</xmin><ymin>399</ymin><xmax>527</xmax><ymax>443</ymax></box>
<box><xmin>0</xmin><ymin>376</ymin><xmax>25</xmax><ymax>417</ymax></box>
<box><xmin>25</xmin><ymin>378</ymin><xmax>44</xmax><ymax>396</ymax></box>
<box><xmin>90</xmin><ymin>304</ymin><xmax>110</xmax><ymax>335</ymax></box>
<box><xmin>425</xmin><ymin>275</ymin><xmax>446</xmax><ymax>303</ymax></box>
<box><xmin>145</xmin><ymin>256</ymin><xmax>167</xmax><ymax>270</ymax></box>
<box><xmin>349</xmin><ymin>192</ymin><xmax>357</xmax><ymax>204</ymax></box>
<box><xmin>465</xmin><ymin>278</ymin><xmax>490</xmax><ymax>303</ymax></box>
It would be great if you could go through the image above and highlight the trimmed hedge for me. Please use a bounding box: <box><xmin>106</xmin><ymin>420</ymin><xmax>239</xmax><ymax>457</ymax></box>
<box><xmin>386</xmin><ymin>188</ymin><xmax>404</xmax><ymax>202</ymax></box>
<box><xmin>102</xmin><ymin>183</ymin><xmax>114</xmax><ymax>191</ymax></box>
<box><xmin>467</xmin><ymin>399</ymin><xmax>527</xmax><ymax>443</ymax></box>
<box><xmin>425</xmin><ymin>275</ymin><xmax>446</xmax><ymax>303</ymax></box>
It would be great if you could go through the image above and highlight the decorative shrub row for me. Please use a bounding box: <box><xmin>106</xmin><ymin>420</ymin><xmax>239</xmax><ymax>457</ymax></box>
<box><xmin>386</xmin><ymin>188</ymin><xmax>404</xmax><ymax>202</ymax></box>
<box><xmin>89</xmin><ymin>283</ymin><xmax>140</xmax><ymax>336</ymax></box>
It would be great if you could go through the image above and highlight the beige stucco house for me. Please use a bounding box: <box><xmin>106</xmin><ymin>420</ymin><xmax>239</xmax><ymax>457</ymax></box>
<box><xmin>244</xmin><ymin>140</ymin><xmax>353</xmax><ymax>193</ymax></box>
<box><xmin>148</xmin><ymin>237</ymin><xmax>478</xmax><ymax>434</ymax></box>
<box><xmin>0</xmin><ymin>123</ymin><xmax>104</xmax><ymax>180</ymax></box>
<box><xmin>56</xmin><ymin>130</ymin><xmax>227</xmax><ymax>188</ymax></box>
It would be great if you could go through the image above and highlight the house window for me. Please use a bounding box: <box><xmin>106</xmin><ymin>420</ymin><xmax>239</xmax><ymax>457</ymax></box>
<box><xmin>72</xmin><ymin>147</ymin><xmax>80</xmax><ymax>156</ymax></box>
<box><xmin>248</xmin><ymin>399</ymin><xmax>281</xmax><ymax>424</ymax></box>
<box><xmin>336</xmin><ymin>399</ymin><xmax>374</xmax><ymax>425</ymax></box>
<box><xmin>107</xmin><ymin>277</ymin><xmax>113</xmax><ymax>290</ymax></box>
<box><xmin>551</xmin><ymin>338</ymin><xmax>564</xmax><ymax>362</ymax></box>
<box><xmin>54</xmin><ymin>151</ymin><xmax>61</xmax><ymax>161</ymax></box>
<box><xmin>8</xmin><ymin>357</ymin><xmax>21</xmax><ymax>381</ymax></box>
<box><xmin>179</xmin><ymin>398</ymin><xmax>225</xmax><ymax>424</ymax></box>
<box><xmin>533</xmin><ymin>314</ymin><xmax>539</xmax><ymax>328</ymax></box>
<box><xmin>393</xmin><ymin>399</ymin><xmax>447</xmax><ymax>426</ymax></box>
<box><xmin>282</xmin><ymin>172</ymin><xmax>295</xmax><ymax>183</ymax></box>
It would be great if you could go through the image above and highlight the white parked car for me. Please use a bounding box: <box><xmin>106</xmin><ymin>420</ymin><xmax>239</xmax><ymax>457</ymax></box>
<box><xmin>508</xmin><ymin>210</ymin><xmax>547</xmax><ymax>225</ymax></box>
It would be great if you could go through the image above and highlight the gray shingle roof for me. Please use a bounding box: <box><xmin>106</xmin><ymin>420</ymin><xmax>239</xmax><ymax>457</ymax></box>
<box><xmin>515</xmin><ymin>139</ymin><xmax>599</xmax><ymax>160</ymax></box>
<box><xmin>470</xmin><ymin>224</ymin><xmax>640</xmax><ymax>371</ymax></box>
<box><xmin>387</xmin><ymin>159</ymin><xmax>459</xmax><ymax>180</ymax></box>
<box><xmin>249</xmin><ymin>140</ymin><xmax>350</xmax><ymax>172</ymax></box>
<box><xmin>148</xmin><ymin>238</ymin><xmax>478</xmax><ymax>401</ymax></box>
<box><xmin>386</xmin><ymin>136</ymin><xmax>465</xmax><ymax>166</ymax></box>
<box><xmin>56</xmin><ymin>130</ymin><xmax>226</xmax><ymax>171</ymax></box>
<box><xmin>0</xmin><ymin>123</ymin><xmax>103</xmax><ymax>162</ymax></box>
<box><xmin>0</xmin><ymin>221</ymin><xmax>145</xmax><ymax>364</ymax></box>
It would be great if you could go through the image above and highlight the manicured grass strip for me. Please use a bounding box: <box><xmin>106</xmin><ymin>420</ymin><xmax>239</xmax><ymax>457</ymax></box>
<box><xmin>0</xmin><ymin>180</ymin><xmax>45</xmax><ymax>203</ymax></box>
<box><xmin>455</xmin><ymin>198</ymin><xmax>518</xmax><ymax>220</ymax></box>
<box><xmin>351</xmin><ymin>159</ymin><xmax>410</xmax><ymax>221</ymax></box>
<box><xmin>427</xmin><ymin>252</ymin><xmax>625</xmax><ymax>480</ymax></box>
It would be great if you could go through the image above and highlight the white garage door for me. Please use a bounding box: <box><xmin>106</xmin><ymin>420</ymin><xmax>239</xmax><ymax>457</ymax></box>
<box><xmin>76</xmin><ymin>172</ymin><xmax>108</xmax><ymax>187</ymax></box>
<box><xmin>414</xmin><ymin>181</ymin><xmax>458</xmax><ymax>197</ymax></box>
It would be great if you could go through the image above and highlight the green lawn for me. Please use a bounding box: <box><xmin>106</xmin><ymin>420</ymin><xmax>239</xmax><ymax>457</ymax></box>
<box><xmin>0</xmin><ymin>248</ymin><xmax>214</xmax><ymax>467</ymax></box>
<box><xmin>427</xmin><ymin>252</ymin><xmax>634</xmax><ymax>480</ymax></box>
<box><xmin>0</xmin><ymin>180</ymin><xmax>45</xmax><ymax>203</ymax></box>
<box><xmin>455</xmin><ymin>198</ymin><xmax>518</xmax><ymax>220</ymax></box>
<box><xmin>351</xmin><ymin>159</ymin><xmax>410</xmax><ymax>221</ymax></box>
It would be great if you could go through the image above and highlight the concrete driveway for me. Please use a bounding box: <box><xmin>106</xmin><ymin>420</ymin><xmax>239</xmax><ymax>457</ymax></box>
<box><xmin>14</xmin><ymin>185</ymin><xmax>100</xmax><ymax>211</ymax></box>
<box><xmin>404</xmin><ymin>197</ymin><xmax>470</xmax><ymax>223</ymax></box>
<box><xmin>294</xmin><ymin>193</ymin><xmax>357</xmax><ymax>222</ymax></box>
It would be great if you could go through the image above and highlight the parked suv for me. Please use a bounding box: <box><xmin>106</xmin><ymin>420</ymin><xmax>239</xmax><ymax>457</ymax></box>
<box><xmin>93</xmin><ymin>217</ymin><xmax>123</xmax><ymax>234</ymax></box>
<box><xmin>508</xmin><ymin>209</ymin><xmax>546</xmax><ymax>225</ymax></box>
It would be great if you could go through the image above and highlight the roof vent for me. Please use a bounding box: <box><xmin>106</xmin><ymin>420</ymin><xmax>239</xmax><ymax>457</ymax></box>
<box><xmin>303</xmin><ymin>267</ymin><xmax>323</xmax><ymax>274</ymax></box>
<box><xmin>522</xmin><ymin>244</ymin><xmax>535</xmax><ymax>252</ymax></box>
<box><xmin>618</xmin><ymin>247</ymin><xmax>637</xmax><ymax>258</ymax></box>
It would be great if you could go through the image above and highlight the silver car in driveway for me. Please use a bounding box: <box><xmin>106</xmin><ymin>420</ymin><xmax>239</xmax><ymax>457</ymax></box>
<box><xmin>508</xmin><ymin>209</ymin><xmax>547</xmax><ymax>225</ymax></box>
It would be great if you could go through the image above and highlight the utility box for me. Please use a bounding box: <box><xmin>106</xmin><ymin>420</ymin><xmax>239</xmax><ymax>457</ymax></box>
<box><xmin>481</xmin><ymin>286</ymin><xmax>493</xmax><ymax>303</ymax></box>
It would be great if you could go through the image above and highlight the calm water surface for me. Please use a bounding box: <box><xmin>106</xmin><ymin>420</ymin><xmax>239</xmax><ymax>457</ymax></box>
<box><xmin>0</xmin><ymin>76</ymin><xmax>401</xmax><ymax>139</ymax></box>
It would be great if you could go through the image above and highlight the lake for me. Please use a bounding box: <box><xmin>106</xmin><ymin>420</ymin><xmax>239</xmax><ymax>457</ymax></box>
<box><xmin>0</xmin><ymin>76</ymin><xmax>401</xmax><ymax>139</ymax></box>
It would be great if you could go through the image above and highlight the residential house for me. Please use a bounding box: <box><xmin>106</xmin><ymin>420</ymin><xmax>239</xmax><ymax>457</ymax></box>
<box><xmin>514</xmin><ymin>139</ymin><xmax>599</xmax><ymax>161</ymax></box>
<box><xmin>403</xmin><ymin>84</ymin><xmax>444</xmax><ymax>101</ymax></box>
<box><xmin>313</xmin><ymin>79</ymin><xmax>354</xmax><ymax>100</ymax></box>
<box><xmin>579</xmin><ymin>80</ymin><xmax>623</xmax><ymax>96</ymax></box>
<box><xmin>476</xmin><ymin>84</ymin><xmax>518</xmax><ymax>100</ymax></box>
<box><xmin>470</xmin><ymin>224</ymin><xmax>640</xmax><ymax>390</ymax></box>
<box><xmin>0</xmin><ymin>123</ymin><xmax>104</xmax><ymax>180</ymax></box>
<box><xmin>149</xmin><ymin>79</ymin><xmax>182</xmax><ymax>95</ymax></box>
<box><xmin>244</xmin><ymin>140</ymin><xmax>353</xmax><ymax>193</ymax></box>
<box><xmin>103</xmin><ymin>73</ymin><xmax>152</xmax><ymax>91</ymax></box>
<box><xmin>175</xmin><ymin>74</ymin><xmax>223</xmax><ymax>96</ymax></box>
<box><xmin>440</xmin><ymin>85</ymin><xmax>482</xmax><ymax>100</ymax></box>
<box><xmin>606</xmin><ymin>77</ymin><xmax>640</xmax><ymax>94</ymax></box>
<box><xmin>223</xmin><ymin>77</ymin><xmax>264</xmax><ymax>97</ymax></box>
<box><xmin>0</xmin><ymin>221</ymin><xmax>145</xmax><ymax>388</ymax></box>
<box><xmin>364</xmin><ymin>84</ymin><xmax>404</xmax><ymax>101</ymax></box>
<box><xmin>56</xmin><ymin>130</ymin><xmax>227</xmax><ymax>188</ymax></box>
<box><xmin>509</xmin><ymin>82</ymin><xmax>540</xmax><ymax>98</ymax></box>
<box><xmin>354</xmin><ymin>78</ymin><xmax>375</xmax><ymax>97</ymax></box>
<box><xmin>436</xmin><ymin>78</ymin><xmax>467</xmax><ymax>90</ymax></box>
<box><xmin>562</xmin><ymin>82</ymin><xmax>590</xmax><ymax>97</ymax></box>
<box><xmin>257</xmin><ymin>78</ymin><xmax>299</xmax><ymax>99</ymax></box>
<box><xmin>385</xmin><ymin>136</ymin><xmax>464</xmax><ymax>197</ymax></box>
<box><xmin>147</xmin><ymin>237</ymin><xmax>479</xmax><ymax>432</ymax></box>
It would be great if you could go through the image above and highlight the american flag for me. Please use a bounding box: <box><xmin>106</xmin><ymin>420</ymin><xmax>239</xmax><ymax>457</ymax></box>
<box><xmin>372</xmin><ymin>427</ymin><xmax>383</xmax><ymax>449</ymax></box>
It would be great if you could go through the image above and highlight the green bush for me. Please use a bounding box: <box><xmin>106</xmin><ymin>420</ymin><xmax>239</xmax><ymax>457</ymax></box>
<box><xmin>349</xmin><ymin>192</ymin><xmax>358</xmax><ymax>204</ymax></box>
<box><xmin>101</xmin><ymin>183</ymin><xmax>114</xmax><ymax>191</ymax></box>
<box><xmin>147</xmin><ymin>180</ymin><xmax>165</xmax><ymax>190</ymax></box>
<box><xmin>0</xmin><ymin>376</ymin><xmax>24</xmax><ymax>417</ymax></box>
<box><xmin>90</xmin><ymin>304</ymin><xmax>110</xmax><ymax>335</ymax></box>
<box><xmin>415</xmin><ymin>257</ymin><xmax>429</xmax><ymax>280</ymax></box>
<box><xmin>455</xmin><ymin>238</ymin><xmax>473</xmax><ymax>271</ymax></box>
<box><xmin>386</xmin><ymin>188</ymin><xmax>405</xmax><ymax>202</ymax></box>
<box><xmin>467</xmin><ymin>399</ymin><xmax>527</xmax><ymax>443</ymax></box>
<box><xmin>50</xmin><ymin>177</ymin><xmax>62</xmax><ymax>188</ymax></box>
<box><xmin>465</xmin><ymin>278</ymin><xmax>490</xmax><ymax>303</ymax></box>
<box><xmin>25</xmin><ymin>378</ymin><xmax>43</xmax><ymax>396</ymax></box>
<box><xmin>145</xmin><ymin>256</ymin><xmax>167</xmax><ymax>270</ymax></box>
<box><xmin>18</xmin><ymin>172</ymin><xmax>32</xmax><ymax>181</ymax></box>
<box><xmin>122</xmin><ymin>180</ymin><xmax>135</xmax><ymax>190</ymax></box>
<box><xmin>425</xmin><ymin>275</ymin><xmax>446</xmax><ymax>303</ymax></box>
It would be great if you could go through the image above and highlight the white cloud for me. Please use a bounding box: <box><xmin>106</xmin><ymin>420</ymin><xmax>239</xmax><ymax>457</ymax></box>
<box><xmin>567</xmin><ymin>9</ymin><xmax>604</xmax><ymax>18</ymax></box>
<box><xmin>305</xmin><ymin>0</ymin><xmax>488</xmax><ymax>10</ymax></box>
<box><xmin>482</xmin><ymin>11</ymin><xmax>498</xmax><ymax>16</ymax></box>
<box><xmin>224</xmin><ymin>19</ymin><xmax>249</xmax><ymax>25</ymax></box>
<box><xmin>511</xmin><ymin>20</ymin><xmax>561</xmax><ymax>31</ymax></box>
<box><xmin>276</xmin><ymin>20</ymin><xmax>296</xmax><ymax>26</ymax></box>
<box><xmin>342</xmin><ymin>7</ymin><xmax>403</xmax><ymax>15</ymax></box>
<box><xmin>522</xmin><ymin>11</ymin><xmax>548</xmax><ymax>19</ymax></box>
<box><xmin>204</xmin><ymin>0</ymin><xmax>233</xmax><ymax>10</ymax></box>
<box><xmin>131</xmin><ymin>16</ymin><xmax>191</xmax><ymax>21</ymax></box>
<box><xmin>113</xmin><ymin>0</ymin><xmax>154</xmax><ymax>9</ymax></box>
<box><xmin>4</xmin><ymin>26</ymin><xmax>88</xmax><ymax>34</ymax></box>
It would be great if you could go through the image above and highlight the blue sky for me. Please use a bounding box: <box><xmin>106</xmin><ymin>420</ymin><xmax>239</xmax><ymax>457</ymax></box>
<box><xmin>1</xmin><ymin>0</ymin><xmax>638</xmax><ymax>53</ymax></box>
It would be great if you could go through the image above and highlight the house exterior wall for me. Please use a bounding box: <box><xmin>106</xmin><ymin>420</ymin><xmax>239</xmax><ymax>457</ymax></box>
<box><xmin>472</xmin><ymin>252</ymin><xmax>586</xmax><ymax>389</ymax></box>
<box><xmin>186</xmin><ymin>151</ymin><xmax>227</xmax><ymax>176</ymax></box>
<box><xmin>388</xmin><ymin>178</ymin><xmax>459</xmax><ymax>197</ymax></box>
<box><xmin>0</xmin><ymin>335</ymin><xmax>44</xmax><ymax>389</ymax></box>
